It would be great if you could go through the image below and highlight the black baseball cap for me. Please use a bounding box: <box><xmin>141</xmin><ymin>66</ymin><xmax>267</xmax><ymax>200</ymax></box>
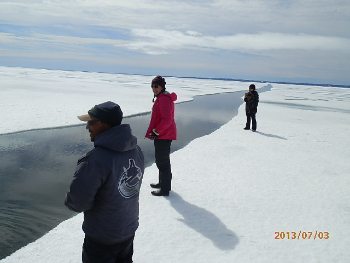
<box><xmin>78</xmin><ymin>101</ymin><xmax>123</xmax><ymax>126</ymax></box>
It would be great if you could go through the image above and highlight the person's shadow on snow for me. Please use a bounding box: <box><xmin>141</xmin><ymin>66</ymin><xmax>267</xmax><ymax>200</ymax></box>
<box><xmin>168</xmin><ymin>192</ymin><xmax>239</xmax><ymax>250</ymax></box>
<box><xmin>255</xmin><ymin>131</ymin><xmax>287</xmax><ymax>140</ymax></box>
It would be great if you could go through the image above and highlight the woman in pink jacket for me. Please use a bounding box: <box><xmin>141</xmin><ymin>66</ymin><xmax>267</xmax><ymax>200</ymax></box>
<box><xmin>145</xmin><ymin>76</ymin><xmax>177</xmax><ymax>196</ymax></box>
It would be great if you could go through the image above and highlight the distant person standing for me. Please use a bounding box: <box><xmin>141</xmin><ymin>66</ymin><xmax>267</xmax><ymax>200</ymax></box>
<box><xmin>244</xmin><ymin>84</ymin><xmax>259</xmax><ymax>131</ymax></box>
<box><xmin>65</xmin><ymin>101</ymin><xmax>144</xmax><ymax>263</ymax></box>
<box><xmin>145</xmin><ymin>76</ymin><xmax>177</xmax><ymax>196</ymax></box>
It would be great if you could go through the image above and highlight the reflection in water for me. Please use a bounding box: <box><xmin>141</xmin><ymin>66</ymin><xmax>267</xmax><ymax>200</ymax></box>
<box><xmin>0</xmin><ymin>91</ymin><xmax>245</xmax><ymax>259</ymax></box>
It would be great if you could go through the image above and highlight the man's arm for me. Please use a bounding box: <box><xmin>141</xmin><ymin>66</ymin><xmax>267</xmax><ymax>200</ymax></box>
<box><xmin>65</xmin><ymin>154</ymin><xmax>105</xmax><ymax>212</ymax></box>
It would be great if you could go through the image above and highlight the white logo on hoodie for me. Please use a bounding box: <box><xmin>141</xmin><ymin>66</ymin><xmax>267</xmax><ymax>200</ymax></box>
<box><xmin>118</xmin><ymin>159</ymin><xmax>143</xmax><ymax>198</ymax></box>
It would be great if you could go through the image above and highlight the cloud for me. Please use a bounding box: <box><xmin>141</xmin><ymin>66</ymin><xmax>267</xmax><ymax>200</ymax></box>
<box><xmin>0</xmin><ymin>0</ymin><xmax>350</xmax><ymax>84</ymax></box>
<box><xmin>1</xmin><ymin>0</ymin><xmax>349</xmax><ymax>36</ymax></box>
<box><xmin>1</xmin><ymin>30</ymin><xmax>350</xmax><ymax>57</ymax></box>
<box><xmin>124</xmin><ymin>30</ymin><xmax>350</xmax><ymax>54</ymax></box>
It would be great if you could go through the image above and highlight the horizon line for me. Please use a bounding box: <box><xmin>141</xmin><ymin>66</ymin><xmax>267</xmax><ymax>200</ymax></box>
<box><xmin>1</xmin><ymin>65</ymin><xmax>349</xmax><ymax>88</ymax></box>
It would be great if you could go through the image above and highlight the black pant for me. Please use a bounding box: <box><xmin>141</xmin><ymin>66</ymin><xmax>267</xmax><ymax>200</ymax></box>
<box><xmin>82</xmin><ymin>235</ymin><xmax>134</xmax><ymax>263</ymax></box>
<box><xmin>245</xmin><ymin>113</ymin><xmax>257</xmax><ymax>130</ymax></box>
<box><xmin>154</xmin><ymin>139</ymin><xmax>172</xmax><ymax>192</ymax></box>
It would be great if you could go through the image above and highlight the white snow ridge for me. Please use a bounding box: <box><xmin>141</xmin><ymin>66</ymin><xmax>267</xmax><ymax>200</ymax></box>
<box><xmin>1</xmin><ymin>67</ymin><xmax>349</xmax><ymax>263</ymax></box>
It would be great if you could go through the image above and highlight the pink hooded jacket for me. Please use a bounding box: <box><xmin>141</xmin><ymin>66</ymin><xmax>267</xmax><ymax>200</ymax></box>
<box><xmin>145</xmin><ymin>91</ymin><xmax>177</xmax><ymax>140</ymax></box>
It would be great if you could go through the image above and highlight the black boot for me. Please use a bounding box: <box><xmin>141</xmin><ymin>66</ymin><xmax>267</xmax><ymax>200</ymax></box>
<box><xmin>244</xmin><ymin>127</ymin><xmax>250</xmax><ymax>130</ymax></box>
<box><xmin>150</xmin><ymin>183</ymin><xmax>161</xmax><ymax>189</ymax></box>
<box><xmin>151</xmin><ymin>190</ymin><xmax>169</xmax><ymax>196</ymax></box>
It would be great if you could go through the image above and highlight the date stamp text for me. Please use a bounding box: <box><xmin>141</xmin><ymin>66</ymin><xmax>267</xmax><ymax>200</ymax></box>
<box><xmin>274</xmin><ymin>231</ymin><xmax>330</xmax><ymax>240</ymax></box>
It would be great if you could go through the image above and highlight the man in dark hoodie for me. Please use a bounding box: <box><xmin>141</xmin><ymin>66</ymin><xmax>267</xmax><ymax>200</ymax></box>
<box><xmin>65</xmin><ymin>101</ymin><xmax>144</xmax><ymax>263</ymax></box>
<box><xmin>244</xmin><ymin>84</ymin><xmax>259</xmax><ymax>131</ymax></box>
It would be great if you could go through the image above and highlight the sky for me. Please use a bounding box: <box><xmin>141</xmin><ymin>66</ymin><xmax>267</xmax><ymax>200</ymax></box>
<box><xmin>0</xmin><ymin>0</ymin><xmax>350</xmax><ymax>85</ymax></box>
<box><xmin>1</xmin><ymin>68</ymin><xmax>349</xmax><ymax>262</ymax></box>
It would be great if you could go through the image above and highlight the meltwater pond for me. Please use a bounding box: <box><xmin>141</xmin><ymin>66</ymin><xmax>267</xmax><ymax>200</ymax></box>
<box><xmin>0</xmin><ymin>90</ymin><xmax>255</xmax><ymax>259</ymax></box>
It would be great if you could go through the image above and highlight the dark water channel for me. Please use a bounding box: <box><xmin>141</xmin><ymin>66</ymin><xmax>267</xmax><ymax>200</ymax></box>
<box><xmin>0</xmin><ymin>89</ymin><xmax>257</xmax><ymax>259</ymax></box>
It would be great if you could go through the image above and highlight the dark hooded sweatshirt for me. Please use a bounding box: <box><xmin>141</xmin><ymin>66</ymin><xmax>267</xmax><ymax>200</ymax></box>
<box><xmin>65</xmin><ymin>124</ymin><xmax>144</xmax><ymax>244</ymax></box>
<box><xmin>244</xmin><ymin>90</ymin><xmax>259</xmax><ymax>114</ymax></box>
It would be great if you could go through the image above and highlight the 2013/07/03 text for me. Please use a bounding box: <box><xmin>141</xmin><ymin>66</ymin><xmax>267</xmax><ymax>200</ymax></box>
<box><xmin>275</xmin><ymin>231</ymin><xmax>330</xmax><ymax>240</ymax></box>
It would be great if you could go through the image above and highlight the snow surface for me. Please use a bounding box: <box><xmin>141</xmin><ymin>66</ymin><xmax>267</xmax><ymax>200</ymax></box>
<box><xmin>1</xmin><ymin>67</ymin><xmax>349</xmax><ymax>262</ymax></box>
<box><xmin>0</xmin><ymin>66</ymin><xmax>247</xmax><ymax>135</ymax></box>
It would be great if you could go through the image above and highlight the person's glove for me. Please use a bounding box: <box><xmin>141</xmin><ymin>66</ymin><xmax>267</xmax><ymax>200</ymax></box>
<box><xmin>149</xmin><ymin>129</ymin><xmax>159</xmax><ymax>140</ymax></box>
